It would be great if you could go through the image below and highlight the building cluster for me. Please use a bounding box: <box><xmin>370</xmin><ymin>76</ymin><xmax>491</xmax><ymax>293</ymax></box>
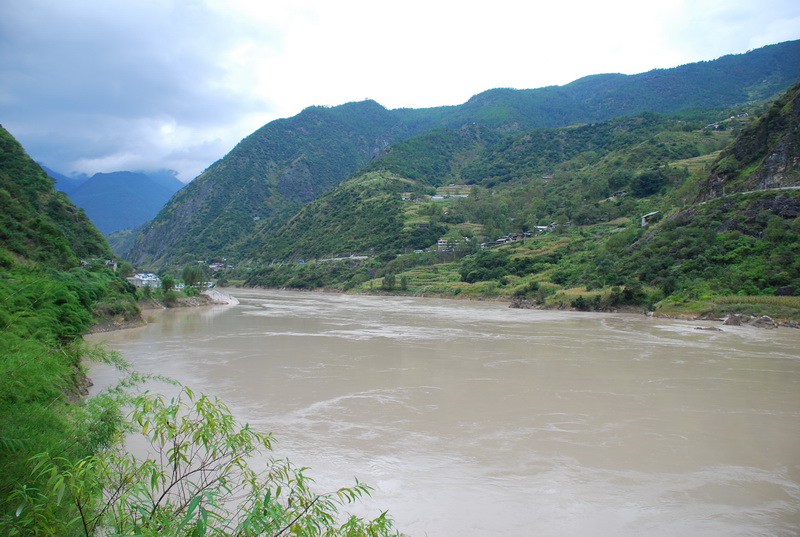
<box><xmin>127</xmin><ymin>272</ymin><xmax>161</xmax><ymax>288</ymax></box>
<box><xmin>480</xmin><ymin>232</ymin><xmax>533</xmax><ymax>249</ymax></box>
<box><xmin>705</xmin><ymin>112</ymin><xmax>749</xmax><ymax>129</ymax></box>
<box><xmin>208</xmin><ymin>261</ymin><xmax>234</xmax><ymax>273</ymax></box>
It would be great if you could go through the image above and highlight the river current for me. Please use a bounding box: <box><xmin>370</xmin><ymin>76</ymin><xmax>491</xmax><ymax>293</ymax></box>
<box><xmin>87</xmin><ymin>289</ymin><xmax>800</xmax><ymax>537</ymax></box>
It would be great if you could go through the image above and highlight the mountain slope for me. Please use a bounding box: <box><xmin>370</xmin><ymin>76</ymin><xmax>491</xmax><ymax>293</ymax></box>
<box><xmin>43</xmin><ymin>165</ymin><xmax>87</xmax><ymax>194</ymax></box>
<box><xmin>240</xmin><ymin>82</ymin><xmax>800</xmax><ymax>317</ymax></box>
<box><xmin>1</xmin><ymin>126</ymin><xmax>138</xmax><ymax>521</ymax></box>
<box><xmin>128</xmin><ymin>100</ymin><xmax>423</xmax><ymax>265</ymax></box>
<box><xmin>250</xmin><ymin>170</ymin><xmax>407</xmax><ymax>262</ymax></box>
<box><xmin>449</xmin><ymin>40</ymin><xmax>800</xmax><ymax>129</ymax></box>
<box><xmin>0</xmin><ymin>126</ymin><xmax>112</xmax><ymax>267</ymax></box>
<box><xmin>128</xmin><ymin>40</ymin><xmax>800</xmax><ymax>268</ymax></box>
<box><xmin>250</xmin><ymin>112</ymin><xmax>733</xmax><ymax>263</ymax></box>
<box><xmin>700</xmin><ymin>80</ymin><xmax>800</xmax><ymax>199</ymax></box>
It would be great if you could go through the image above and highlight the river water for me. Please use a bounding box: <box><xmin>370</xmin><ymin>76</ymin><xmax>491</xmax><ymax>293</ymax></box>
<box><xmin>87</xmin><ymin>288</ymin><xmax>800</xmax><ymax>537</ymax></box>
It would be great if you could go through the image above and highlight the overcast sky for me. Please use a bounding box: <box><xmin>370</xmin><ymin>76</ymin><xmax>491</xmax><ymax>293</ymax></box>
<box><xmin>2</xmin><ymin>0</ymin><xmax>799</xmax><ymax>182</ymax></box>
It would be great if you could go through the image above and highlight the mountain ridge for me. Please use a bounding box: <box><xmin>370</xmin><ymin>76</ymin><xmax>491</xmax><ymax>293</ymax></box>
<box><xmin>127</xmin><ymin>39</ymin><xmax>800</xmax><ymax>267</ymax></box>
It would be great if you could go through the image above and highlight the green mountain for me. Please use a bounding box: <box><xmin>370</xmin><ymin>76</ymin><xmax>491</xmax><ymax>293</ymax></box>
<box><xmin>128</xmin><ymin>40</ymin><xmax>800</xmax><ymax>267</ymax></box>
<box><xmin>128</xmin><ymin>99</ymin><xmax>425</xmax><ymax>265</ymax></box>
<box><xmin>1</xmin><ymin>127</ymin><xmax>112</xmax><ymax>267</ymax></box>
<box><xmin>242</xmin><ymin>81</ymin><xmax>800</xmax><ymax>321</ymax></box>
<box><xmin>250</xmin><ymin>113</ymin><xmax>734</xmax><ymax>263</ymax></box>
<box><xmin>449</xmin><ymin>39</ymin><xmax>800</xmax><ymax>129</ymax></box>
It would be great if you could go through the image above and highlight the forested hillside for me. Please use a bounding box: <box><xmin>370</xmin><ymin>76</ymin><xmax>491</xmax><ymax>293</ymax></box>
<box><xmin>128</xmin><ymin>40</ymin><xmax>800</xmax><ymax>267</ymax></box>
<box><xmin>249</xmin><ymin>112</ymin><xmax>735</xmax><ymax>262</ymax></box>
<box><xmin>1</xmin><ymin>129</ymin><xmax>111</xmax><ymax>267</ymax></box>
<box><xmin>128</xmin><ymin>99</ymin><xmax>424</xmax><ymax>266</ymax></box>
<box><xmin>0</xmin><ymin>126</ymin><xmax>140</xmax><ymax>521</ymax></box>
<box><xmin>240</xmin><ymin>79</ymin><xmax>800</xmax><ymax>321</ymax></box>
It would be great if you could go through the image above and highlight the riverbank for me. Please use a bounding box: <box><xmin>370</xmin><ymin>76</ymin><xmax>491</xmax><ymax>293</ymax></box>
<box><xmin>237</xmin><ymin>283</ymin><xmax>800</xmax><ymax>330</ymax></box>
<box><xmin>88</xmin><ymin>289</ymin><xmax>239</xmax><ymax>334</ymax></box>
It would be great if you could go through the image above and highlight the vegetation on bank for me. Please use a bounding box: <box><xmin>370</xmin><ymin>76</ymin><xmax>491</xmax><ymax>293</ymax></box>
<box><xmin>237</xmin><ymin>187</ymin><xmax>800</xmax><ymax>322</ymax></box>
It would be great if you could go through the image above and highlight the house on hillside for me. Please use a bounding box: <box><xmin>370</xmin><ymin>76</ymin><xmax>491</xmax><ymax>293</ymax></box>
<box><xmin>641</xmin><ymin>211</ymin><xmax>660</xmax><ymax>227</ymax></box>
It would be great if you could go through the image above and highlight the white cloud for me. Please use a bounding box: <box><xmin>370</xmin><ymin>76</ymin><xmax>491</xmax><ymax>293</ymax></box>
<box><xmin>1</xmin><ymin>0</ymin><xmax>798</xmax><ymax>181</ymax></box>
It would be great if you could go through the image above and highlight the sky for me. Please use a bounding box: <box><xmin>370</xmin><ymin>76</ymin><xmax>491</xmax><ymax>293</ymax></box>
<box><xmin>2</xmin><ymin>0</ymin><xmax>799</xmax><ymax>182</ymax></box>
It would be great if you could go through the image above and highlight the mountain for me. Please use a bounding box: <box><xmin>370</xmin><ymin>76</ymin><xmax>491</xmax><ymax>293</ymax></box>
<box><xmin>128</xmin><ymin>40</ymin><xmax>800</xmax><ymax>267</ymax></box>
<box><xmin>436</xmin><ymin>40</ymin><xmax>800</xmax><ymax>130</ymax></box>
<box><xmin>248</xmin><ymin>112</ymin><xmax>732</xmax><ymax>263</ymax></box>
<box><xmin>128</xmin><ymin>100</ymin><xmax>428</xmax><ymax>265</ymax></box>
<box><xmin>0</xmin><ymin>127</ymin><xmax>112</xmax><ymax>267</ymax></box>
<box><xmin>241</xmin><ymin>81</ymin><xmax>800</xmax><ymax>318</ymax></box>
<box><xmin>48</xmin><ymin>170</ymin><xmax>184</xmax><ymax>234</ymax></box>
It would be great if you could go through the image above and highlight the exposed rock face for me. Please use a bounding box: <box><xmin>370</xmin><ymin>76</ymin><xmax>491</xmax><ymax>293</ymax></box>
<box><xmin>701</xmin><ymin>81</ymin><xmax>800</xmax><ymax>201</ymax></box>
<box><xmin>509</xmin><ymin>297</ymin><xmax>536</xmax><ymax>309</ymax></box>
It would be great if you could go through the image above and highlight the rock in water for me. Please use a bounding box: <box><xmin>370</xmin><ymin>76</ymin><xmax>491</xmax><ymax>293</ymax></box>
<box><xmin>749</xmin><ymin>315</ymin><xmax>778</xmax><ymax>329</ymax></box>
<box><xmin>723</xmin><ymin>314</ymin><xmax>744</xmax><ymax>326</ymax></box>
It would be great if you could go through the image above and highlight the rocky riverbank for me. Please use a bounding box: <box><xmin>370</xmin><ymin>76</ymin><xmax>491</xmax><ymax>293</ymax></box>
<box><xmin>508</xmin><ymin>295</ymin><xmax>800</xmax><ymax>329</ymax></box>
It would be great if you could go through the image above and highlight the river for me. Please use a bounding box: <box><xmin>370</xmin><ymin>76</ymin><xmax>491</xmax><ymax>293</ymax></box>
<box><xmin>87</xmin><ymin>288</ymin><xmax>800</xmax><ymax>537</ymax></box>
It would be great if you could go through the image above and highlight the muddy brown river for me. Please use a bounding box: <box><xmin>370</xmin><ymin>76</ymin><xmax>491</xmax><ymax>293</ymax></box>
<box><xmin>88</xmin><ymin>289</ymin><xmax>800</xmax><ymax>536</ymax></box>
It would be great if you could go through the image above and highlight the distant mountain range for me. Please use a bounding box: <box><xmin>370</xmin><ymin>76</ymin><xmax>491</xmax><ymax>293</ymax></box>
<box><xmin>126</xmin><ymin>40</ymin><xmax>800</xmax><ymax>267</ymax></box>
<box><xmin>45</xmin><ymin>168</ymin><xmax>184</xmax><ymax>234</ymax></box>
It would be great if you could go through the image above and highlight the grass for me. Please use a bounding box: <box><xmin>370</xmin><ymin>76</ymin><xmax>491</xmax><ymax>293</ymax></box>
<box><xmin>712</xmin><ymin>295</ymin><xmax>800</xmax><ymax>308</ymax></box>
<box><xmin>656</xmin><ymin>295</ymin><xmax>800</xmax><ymax>322</ymax></box>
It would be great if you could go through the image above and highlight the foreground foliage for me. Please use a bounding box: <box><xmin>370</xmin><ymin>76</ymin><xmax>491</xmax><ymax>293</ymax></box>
<box><xmin>6</xmin><ymin>387</ymin><xmax>401</xmax><ymax>537</ymax></box>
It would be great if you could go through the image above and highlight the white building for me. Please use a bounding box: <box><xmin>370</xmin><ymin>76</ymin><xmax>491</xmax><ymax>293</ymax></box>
<box><xmin>127</xmin><ymin>273</ymin><xmax>161</xmax><ymax>288</ymax></box>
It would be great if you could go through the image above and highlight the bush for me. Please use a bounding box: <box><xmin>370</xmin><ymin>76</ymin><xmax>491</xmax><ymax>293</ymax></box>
<box><xmin>7</xmin><ymin>388</ymin><xmax>403</xmax><ymax>537</ymax></box>
<box><xmin>93</xmin><ymin>296</ymin><xmax>138</xmax><ymax>319</ymax></box>
<box><xmin>162</xmin><ymin>290</ymin><xmax>181</xmax><ymax>307</ymax></box>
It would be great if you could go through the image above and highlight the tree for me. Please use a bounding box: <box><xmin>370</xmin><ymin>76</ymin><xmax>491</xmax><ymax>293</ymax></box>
<box><xmin>117</xmin><ymin>261</ymin><xmax>134</xmax><ymax>278</ymax></box>
<box><xmin>182</xmin><ymin>264</ymin><xmax>207</xmax><ymax>288</ymax></box>
<box><xmin>160</xmin><ymin>274</ymin><xmax>175</xmax><ymax>292</ymax></box>
<box><xmin>381</xmin><ymin>273</ymin><xmax>396</xmax><ymax>291</ymax></box>
<box><xmin>630</xmin><ymin>169</ymin><xmax>668</xmax><ymax>197</ymax></box>
<box><xmin>8</xmin><ymin>388</ymin><xmax>403</xmax><ymax>536</ymax></box>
